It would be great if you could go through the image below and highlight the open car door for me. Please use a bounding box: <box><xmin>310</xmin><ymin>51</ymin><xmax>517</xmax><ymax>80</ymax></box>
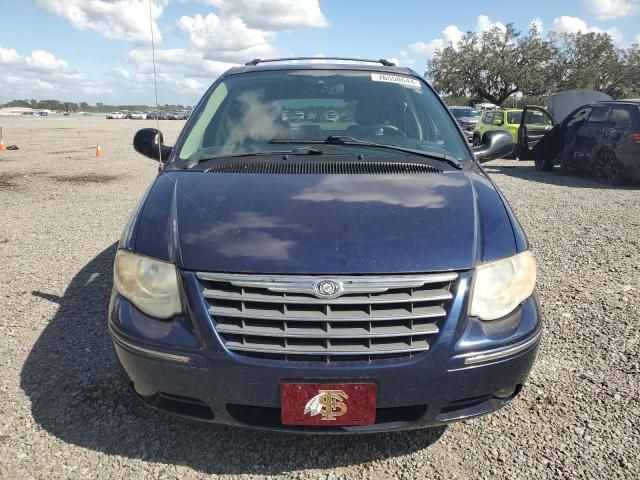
<box><xmin>516</xmin><ymin>105</ymin><xmax>555</xmax><ymax>160</ymax></box>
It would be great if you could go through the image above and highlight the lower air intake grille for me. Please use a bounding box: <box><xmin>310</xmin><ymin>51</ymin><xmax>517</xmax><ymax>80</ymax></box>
<box><xmin>197</xmin><ymin>272</ymin><xmax>458</xmax><ymax>362</ymax></box>
<box><xmin>204</xmin><ymin>161</ymin><xmax>443</xmax><ymax>175</ymax></box>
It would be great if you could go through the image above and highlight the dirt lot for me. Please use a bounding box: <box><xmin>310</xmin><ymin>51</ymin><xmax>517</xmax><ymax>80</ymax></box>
<box><xmin>0</xmin><ymin>116</ymin><xmax>638</xmax><ymax>479</ymax></box>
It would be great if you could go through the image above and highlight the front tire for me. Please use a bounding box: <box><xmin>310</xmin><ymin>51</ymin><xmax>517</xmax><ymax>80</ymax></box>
<box><xmin>534</xmin><ymin>156</ymin><xmax>554</xmax><ymax>171</ymax></box>
<box><xmin>594</xmin><ymin>150</ymin><xmax>623</xmax><ymax>185</ymax></box>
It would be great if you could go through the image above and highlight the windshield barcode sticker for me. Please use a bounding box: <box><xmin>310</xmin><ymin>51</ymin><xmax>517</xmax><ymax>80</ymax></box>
<box><xmin>371</xmin><ymin>73</ymin><xmax>421</xmax><ymax>88</ymax></box>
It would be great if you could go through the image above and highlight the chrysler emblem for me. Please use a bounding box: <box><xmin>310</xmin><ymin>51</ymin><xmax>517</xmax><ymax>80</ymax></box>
<box><xmin>314</xmin><ymin>280</ymin><xmax>341</xmax><ymax>298</ymax></box>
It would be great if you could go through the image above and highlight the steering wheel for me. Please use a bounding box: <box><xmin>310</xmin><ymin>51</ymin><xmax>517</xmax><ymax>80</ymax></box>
<box><xmin>359</xmin><ymin>124</ymin><xmax>406</xmax><ymax>138</ymax></box>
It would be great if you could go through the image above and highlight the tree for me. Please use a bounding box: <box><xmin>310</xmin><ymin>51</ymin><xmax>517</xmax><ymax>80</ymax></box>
<box><xmin>427</xmin><ymin>24</ymin><xmax>557</xmax><ymax>106</ymax></box>
<box><xmin>621</xmin><ymin>44</ymin><xmax>640</xmax><ymax>97</ymax></box>
<box><xmin>553</xmin><ymin>32</ymin><xmax>623</xmax><ymax>97</ymax></box>
<box><xmin>63</xmin><ymin>102</ymin><xmax>78</xmax><ymax>112</ymax></box>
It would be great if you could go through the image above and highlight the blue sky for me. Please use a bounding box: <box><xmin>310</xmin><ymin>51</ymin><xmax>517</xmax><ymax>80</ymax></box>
<box><xmin>1</xmin><ymin>0</ymin><xmax>640</xmax><ymax>105</ymax></box>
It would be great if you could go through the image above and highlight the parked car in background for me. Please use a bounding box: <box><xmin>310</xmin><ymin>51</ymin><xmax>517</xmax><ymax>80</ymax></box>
<box><xmin>106</xmin><ymin>112</ymin><xmax>125</xmax><ymax>119</ymax></box>
<box><xmin>146</xmin><ymin>111</ymin><xmax>168</xmax><ymax>120</ymax></box>
<box><xmin>129</xmin><ymin>112</ymin><xmax>147</xmax><ymax>120</ymax></box>
<box><xmin>110</xmin><ymin>57</ymin><xmax>539</xmax><ymax>434</ymax></box>
<box><xmin>525</xmin><ymin>100</ymin><xmax>640</xmax><ymax>184</ymax></box>
<box><xmin>449</xmin><ymin>106</ymin><xmax>481</xmax><ymax>142</ymax></box>
<box><xmin>473</xmin><ymin>108</ymin><xmax>554</xmax><ymax>158</ymax></box>
<box><xmin>475</xmin><ymin>102</ymin><xmax>498</xmax><ymax>111</ymax></box>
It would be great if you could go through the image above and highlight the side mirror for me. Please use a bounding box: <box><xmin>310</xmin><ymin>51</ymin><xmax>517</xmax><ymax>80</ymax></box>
<box><xmin>133</xmin><ymin>128</ymin><xmax>172</xmax><ymax>161</ymax></box>
<box><xmin>472</xmin><ymin>130</ymin><xmax>514</xmax><ymax>163</ymax></box>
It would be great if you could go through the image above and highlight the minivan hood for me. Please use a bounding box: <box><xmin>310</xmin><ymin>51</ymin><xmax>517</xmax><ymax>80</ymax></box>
<box><xmin>130</xmin><ymin>170</ymin><xmax>519</xmax><ymax>274</ymax></box>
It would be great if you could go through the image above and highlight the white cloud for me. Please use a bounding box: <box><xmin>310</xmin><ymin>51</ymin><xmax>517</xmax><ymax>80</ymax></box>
<box><xmin>25</xmin><ymin>50</ymin><xmax>72</xmax><ymax>73</ymax></box>
<box><xmin>583</xmin><ymin>0</ymin><xmax>640</xmax><ymax>20</ymax></box>
<box><xmin>113</xmin><ymin>66</ymin><xmax>132</xmax><ymax>80</ymax></box>
<box><xmin>0</xmin><ymin>46</ymin><xmax>109</xmax><ymax>100</ymax></box>
<box><xmin>178</xmin><ymin>13</ymin><xmax>276</xmax><ymax>62</ymax></box>
<box><xmin>0</xmin><ymin>46</ymin><xmax>21</xmax><ymax>65</ymax></box>
<box><xmin>126</xmin><ymin>48</ymin><xmax>237</xmax><ymax>77</ymax></box>
<box><xmin>5</xmin><ymin>75</ymin><xmax>56</xmax><ymax>93</ymax></box>
<box><xmin>109</xmin><ymin>48</ymin><xmax>236</xmax><ymax>104</ymax></box>
<box><xmin>206</xmin><ymin>0</ymin><xmax>328</xmax><ymax>30</ymax></box>
<box><xmin>553</xmin><ymin>16</ymin><xmax>624</xmax><ymax>45</ymax></box>
<box><xmin>35</xmin><ymin>0</ymin><xmax>166</xmax><ymax>43</ymax></box>
<box><xmin>476</xmin><ymin>15</ymin><xmax>506</xmax><ymax>33</ymax></box>
<box><xmin>530</xmin><ymin>18</ymin><xmax>544</xmax><ymax>33</ymax></box>
<box><xmin>408</xmin><ymin>24</ymin><xmax>464</xmax><ymax>58</ymax></box>
<box><xmin>181</xmin><ymin>78</ymin><xmax>204</xmax><ymax>90</ymax></box>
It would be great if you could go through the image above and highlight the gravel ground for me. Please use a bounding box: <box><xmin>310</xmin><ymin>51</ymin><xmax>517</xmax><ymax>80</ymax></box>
<box><xmin>0</xmin><ymin>116</ymin><xmax>638</xmax><ymax>479</ymax></box>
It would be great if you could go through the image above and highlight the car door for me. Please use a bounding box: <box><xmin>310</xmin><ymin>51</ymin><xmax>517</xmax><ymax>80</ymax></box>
<box><xmin>517</xmin><ymin>106</ymin><xmax>555</xmax><ymax>159</ymax></box>
<box><xmin>574</xmin><ymin>105</ymin><xmax>610</xmax><ymax>169</ymax></box>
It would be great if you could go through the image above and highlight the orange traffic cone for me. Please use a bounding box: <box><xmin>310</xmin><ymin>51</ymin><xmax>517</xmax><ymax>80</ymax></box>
<box><xmin>0</xmin><ymin>138</ymin><xmax>6</xmax><ymax>152</ymax></box>
<box><xmin>95</xmin><ymin>143</ymin><xmax>103</xmax><ymax>158</ymax></box>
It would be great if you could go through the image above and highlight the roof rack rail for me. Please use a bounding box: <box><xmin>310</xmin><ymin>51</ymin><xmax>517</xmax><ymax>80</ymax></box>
<box><xmin>245</xmin><ymin>57</ymin><xmax>396</xmax><ymax>67</ymax></box>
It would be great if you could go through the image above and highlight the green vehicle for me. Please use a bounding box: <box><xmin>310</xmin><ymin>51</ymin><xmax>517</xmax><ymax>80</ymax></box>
<box><xmin>473</xmin><ymin>108</ymin><xmax>554</xmax><ymax>157</ymax></box>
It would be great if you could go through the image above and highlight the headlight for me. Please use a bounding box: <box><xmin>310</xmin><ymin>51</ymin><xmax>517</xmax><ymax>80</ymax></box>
<box><xmin>113</xmin><ymin>250</ymin><xmax>182</xmax><ymax>319</ymax></box>
<box><xmin>470</xmin><ymin>251</ymin><xmax>536</xmax><ymax>321</ymax></box>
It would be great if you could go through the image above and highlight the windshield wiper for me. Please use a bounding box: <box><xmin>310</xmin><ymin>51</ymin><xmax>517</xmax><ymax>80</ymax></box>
<box><xmin>184</xmin><ymin>147</ymin><xmax>323</xmax><ymax>169</ymax></box>
<box><xmin>270</xmin><ymin>136</ymin><xmax>462</xmax><ymax>170</ymax></box>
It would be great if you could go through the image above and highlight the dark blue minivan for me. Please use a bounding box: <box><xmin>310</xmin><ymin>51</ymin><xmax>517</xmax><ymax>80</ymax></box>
<box><xmin>109</xmin><ymin>58</ymin><xmax>541</xmax><ymax>433</ymax></box>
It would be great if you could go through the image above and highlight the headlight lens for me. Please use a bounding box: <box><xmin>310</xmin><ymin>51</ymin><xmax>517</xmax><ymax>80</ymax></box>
<box><xmin>470</xmin><ymin>251</ymin><xmax>536</xmax><ymax>321</ymax></box>
<box><xmin>113</xmin><ymin>250</ymin><xmax>182</xmax><ymax>319</ymax></box>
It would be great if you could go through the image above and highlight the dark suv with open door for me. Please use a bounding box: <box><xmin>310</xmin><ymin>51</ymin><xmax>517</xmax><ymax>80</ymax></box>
<box><xmin>109</xmin><ymin>57</ymin><xmax>540</xmax><ymax>433</ymax></box>
<box><xmin>521</xmin><ymin>101</ymin><xmax>640</xmax><ymax>184</ymax></box>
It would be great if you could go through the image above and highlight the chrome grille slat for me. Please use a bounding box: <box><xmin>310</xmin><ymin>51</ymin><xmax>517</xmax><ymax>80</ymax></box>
<box><xmin>215</xmin><ymin>323</ymin><xmax>439</xmax><ymax>338</ymax></box>
<box><xmin>208</xmin><ymin>305</ymin><xmax>446</xmax><ymax>322</ymax></box>
<box><xmin>223</xmin><ymin>342</ymin><xmax>430</xmax><ymax>356</ymax></box>
<box><xmin>202</xmin><ymin>288</ymin><xmax>453</xmax><ymax>304</ymax></box>
<box><xmin>197</xmin><ymin>272</ymin><xmax>457</xmax><ymax>362</ymax></box>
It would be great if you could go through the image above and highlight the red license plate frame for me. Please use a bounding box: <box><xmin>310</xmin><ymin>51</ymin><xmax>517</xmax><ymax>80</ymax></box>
<box><xmin>281</xmin><ymin>383</ymin><xmax>377</xmax><ymax>426</ymax></box>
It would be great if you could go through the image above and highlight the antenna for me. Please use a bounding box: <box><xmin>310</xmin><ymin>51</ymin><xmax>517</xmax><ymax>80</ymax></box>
<box><xmin>148</xmin><ymin>0</ymin><xmax>161</xmax><ymax>162</ymax></box>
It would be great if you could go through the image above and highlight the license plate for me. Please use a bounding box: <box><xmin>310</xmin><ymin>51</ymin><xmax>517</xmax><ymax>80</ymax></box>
<box><xmin>281</xmin><ymin>383</ymin><xmax>377</xmax><ymax>426</ymax></box>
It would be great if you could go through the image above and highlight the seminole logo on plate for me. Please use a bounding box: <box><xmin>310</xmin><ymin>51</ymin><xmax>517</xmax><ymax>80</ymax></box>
<box><xmin>303</xmin><ymin>390</ymin><xmax>349</xmax><ymax>421</ymax></box>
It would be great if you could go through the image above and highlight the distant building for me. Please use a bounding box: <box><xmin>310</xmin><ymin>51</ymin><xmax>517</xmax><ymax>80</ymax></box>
<box><xmin>0</xmin><ymin>106</ymin><xmax>35</xmax><ymax>116</ymax></box>
<box><xmin>0</xmin><ymin>107</ymin><xmax>54</xmax><ymax>116</ymax></box>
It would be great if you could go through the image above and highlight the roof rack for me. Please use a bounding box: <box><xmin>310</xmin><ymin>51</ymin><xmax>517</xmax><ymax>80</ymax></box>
<box><xmin>245</xmin><ymin>57</ymin><xmax>396</xmax><ymax>67</ymax></box>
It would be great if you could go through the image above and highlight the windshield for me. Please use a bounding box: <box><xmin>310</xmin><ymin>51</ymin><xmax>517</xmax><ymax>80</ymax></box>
<box><xmin>451</xmin><ymin>108</ymin><xmax>480</xmax><ymax>119</ymax></box>
<box><xmin>176</xmin><ymin>69</ymin><xmax>472</xmax><ymax>164</ymax></box>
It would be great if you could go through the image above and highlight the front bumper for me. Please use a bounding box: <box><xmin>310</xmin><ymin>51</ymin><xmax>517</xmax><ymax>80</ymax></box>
<box><xmin>108</xmin><ymin>270</ymin><xmax>542</xmax><ymax>433</ymax></box>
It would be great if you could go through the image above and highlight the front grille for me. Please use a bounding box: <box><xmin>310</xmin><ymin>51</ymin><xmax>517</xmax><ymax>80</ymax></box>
<box><xmin>197</xmin><ymin>272</ymin><xmax>458</xmax><ymax>362</ymax></box>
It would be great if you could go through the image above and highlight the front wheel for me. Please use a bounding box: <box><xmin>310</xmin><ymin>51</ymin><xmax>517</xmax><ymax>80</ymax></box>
<box><xmin>534</xmin><ymin>156</ymin><xmax>554</xmax><ymax>171</ymax></box>
<box><xmin>594</xmin><ymin>150</ymin><xmax>623</xmax><ymax>185</ymax></box>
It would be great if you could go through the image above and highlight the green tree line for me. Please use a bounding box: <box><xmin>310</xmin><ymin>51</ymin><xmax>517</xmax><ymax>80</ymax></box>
<box><xmin>427</xmin><ymin>26</ymin><xmax>640</xmax><ymax>106</ymax></box>
<box><xmin>0</xmin><ymin>99</ymin><xmax>191</xmax><ymax>113</ymax></box>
